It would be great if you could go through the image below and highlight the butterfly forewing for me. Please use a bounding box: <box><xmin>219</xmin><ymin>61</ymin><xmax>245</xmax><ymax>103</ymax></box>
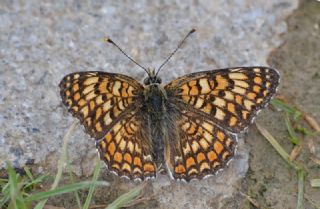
<box><xmin>59</xmin><ymin>71</ymin><xmax>143</xmax><ymax>139</ymax></box>
<box><xmin>165</xmin><ymin>67</ymin><xmax>280</xmax><ymax>133</ymax></box>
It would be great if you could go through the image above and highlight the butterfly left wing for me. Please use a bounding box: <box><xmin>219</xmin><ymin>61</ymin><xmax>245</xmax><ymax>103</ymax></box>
<box><xmin>59</xmin><ymin>71</ymin><xmax>156</xmax><ymax>180</ymax></box>
<box><xmin>165</xmin><ymin>67</ymin><xmax>280</xmax><ymax>133</ymax></box>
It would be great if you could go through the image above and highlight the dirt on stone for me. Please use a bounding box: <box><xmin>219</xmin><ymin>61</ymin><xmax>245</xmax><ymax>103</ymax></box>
<box><xmin>224</xmin><ymin>0</ymin><xmax>320</xmax><ymax>209</ymax></box>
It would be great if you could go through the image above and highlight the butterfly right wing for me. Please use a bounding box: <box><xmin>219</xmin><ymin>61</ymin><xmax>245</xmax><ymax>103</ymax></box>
<box><xmin>163</xmin><ymin>67</ymin><xmax>279</xmax><ymax>181</ymax></box>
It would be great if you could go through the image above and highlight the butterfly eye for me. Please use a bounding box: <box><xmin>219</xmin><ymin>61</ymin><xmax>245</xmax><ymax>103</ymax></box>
<box><xmin>144</xmin><ymin>77</ymin><xmax>151</xmax><ymax>85</ymax></box>
<box><xmin>155</xmin><ymin>77</ymin><xmax>162</xmax><ymax>84</ymax></box>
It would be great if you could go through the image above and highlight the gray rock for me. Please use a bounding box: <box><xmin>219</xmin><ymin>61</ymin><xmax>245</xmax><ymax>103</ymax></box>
<box><xmin>0</xmin><ymin>0</ymin><xmax>298</xmax><ymax>208</ymax></box>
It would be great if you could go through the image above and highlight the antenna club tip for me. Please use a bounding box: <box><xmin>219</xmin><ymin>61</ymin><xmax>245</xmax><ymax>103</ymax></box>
<box><xmin>190</xmin><ymin>28</ymin><xmax>196</xmax><ymax>33</ymax></box>
<box><xmin>103</xmin><ymin>36</ymin><xmax>113</xmax><ymax>43</ymax></box>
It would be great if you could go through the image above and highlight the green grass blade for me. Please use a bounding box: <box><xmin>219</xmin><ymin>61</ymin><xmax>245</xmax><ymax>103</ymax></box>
<box><xmin>294</xmin><ymin>124</ymin><xmax>316</xmax><ymax>136</ymax></box>
<box><xmin>271</xmin><ymin>99</ymin><xmax>294</xmax><ymax>113</ymax></box>
<box><xmin>310</xmin><ymin>179</ymin><xmax>320</xmax><ymax>187</ymax></box>
<box><xmin>24</xmin><ymin>167</ymin><xmax>34</xmax><ymax>181</ymax></box>
<box><xmin>105</xmin><ymin>185</ymin><xmax>143</xmax><ymax>209</ymax></box>
<box><xmin>33</xmin><ymin>201</ymin><xmax>46</xmax><ymax>209</ymax></box>
<box><xmin>7</xmin><ymin>163</ymin><xmax>18</xmax><ymax>201</ymax></box>
<box><xmin>26</xmin><ymin>181</ymin><xmax>108</xmax><ymax>202</ymax></box>
<box><xmin>66</xmin><ymin>150</ymin><xmax>82</xmax><ymax>209</ymax></box>
<box><xmin>15</xmin><ymin>199</ymin><xmax>29</xmax><ymax>209</ymax></box>
<box><xmin>34</xmin><ymin>121</ymin><xmax>78</xmax><ymax>209</ymax></box>
<box><xmin>0</xmin><ymin>177</ymin><xmax>10</xmax><ymax>207</ymax></box>
<box><xmin>296</xmin><ymin>169</ymin><xmax>305</xmax><ymax>209</ymax></box>
<box><xmin>256</xmin><ymin>123</ymin><xmax>306</xmax><ymax>209</ymax></box>
<box><xmin>285</xmin><ymin>115</ymin><xmax>300</xmax><ymax>145</ymax></box>
<box><xmin>83</xmin><ymin>160</ymin><xmax>101</xmax><ymax>209</ymax></box>
<box><xmin>0</xmin><ymin>195</ymin><xmax>10</xmax><ymax>208</ymax></box>
<box><xmin>271</xmin><ymin>99</ymin><xmax>301</xmax><ymax>116</ymax></box>
<box><xmin>6</xmin><ymin>163</ymin><xmax>18</xmax><ymax>209</ymax></box>
<box><xmin>256</xmin><ymin>123</ymin><xmax>291</xmax><ymax>165</ymax></box>
<box><xmin>293</xmin><ymin>112</ymin><xmax>301</xmax><ymax>121</ymax></box>
<box><xmin>23</xmin><ymin>174</ymin><xmax>47</xmax><ymax>191</ymax></box>
<box><xmin>1</xmin><ymin>178</ymin><xmax>9</xmax><ymax>195</ymax></box>
<box><xmin>6</xmin><ymin>162</ymin><xmax>29</xmax><ymax>209</ymax></box>
<box><xmin>52</xmin><ymin>121</ymin><xmax>78</xmax><ymax>190</ymax></box>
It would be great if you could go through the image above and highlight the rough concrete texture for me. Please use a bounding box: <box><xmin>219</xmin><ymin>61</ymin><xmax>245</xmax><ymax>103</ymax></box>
<box><xmin>0</xmin><ymin>0</ymin><xmax>298</xmax><ymax>208</ymax></box>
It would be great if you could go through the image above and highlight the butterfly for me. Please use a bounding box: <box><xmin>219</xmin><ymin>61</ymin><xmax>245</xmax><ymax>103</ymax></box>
<box><xmin>59</xmin><ymin>29</ymin><xmax>280</xmax><ymax>182</ymax></box>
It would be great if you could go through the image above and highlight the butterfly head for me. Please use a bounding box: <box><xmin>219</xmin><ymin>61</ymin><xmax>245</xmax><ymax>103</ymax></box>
<box><xmin>144</xmin><ymin>68</ymin><xmax>162</xmax><ymax>85</ymax></box>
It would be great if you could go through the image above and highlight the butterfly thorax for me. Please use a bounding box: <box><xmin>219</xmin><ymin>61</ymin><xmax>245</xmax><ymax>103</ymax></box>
<box><xmin>143</xmin><ymin>83</ymin><xmax>167</xmax><ymax>114</ymax></box>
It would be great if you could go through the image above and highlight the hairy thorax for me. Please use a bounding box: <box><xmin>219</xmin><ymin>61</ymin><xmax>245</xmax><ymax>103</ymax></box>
<box><xmin>144</xmin><ymin>84</ymin><xmax>167</xmax><ymax>115</ymax></box>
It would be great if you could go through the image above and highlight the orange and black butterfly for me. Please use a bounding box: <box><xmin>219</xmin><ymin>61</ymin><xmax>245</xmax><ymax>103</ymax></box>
<box><xmin>59</xmin><ymin>29</ymin><xmax>280</xmax><ymax>182</ymax></box>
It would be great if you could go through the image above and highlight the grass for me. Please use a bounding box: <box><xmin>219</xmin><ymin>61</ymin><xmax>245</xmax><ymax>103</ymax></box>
<box><xmin>105</xmin><ymin>184</ymin><xmax>145</xmax><ymax>209</ymax></box>
<box><xmin>0</xmin><ymin>121</ymin><xmax>144</xmax><ymax>209</ymax></box>
<box><xmin>255</xmin><ymin>97</ymin><xmax>320</xmax><ymax>209</ymax></box>
<box><xmin>0</xmin><ymin>162</ymin><xmax>108</xmax><ymax>209</ymax></box>
<box><xmin>256</xmin><ymin>123</ymin><xmax>306</xmax><ymax>209</ymax></box>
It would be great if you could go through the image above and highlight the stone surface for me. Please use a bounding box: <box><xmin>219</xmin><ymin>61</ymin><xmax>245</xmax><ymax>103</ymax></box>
<box><xmin>0</xmin><ymin>0</ymin><xmax>298</xmax><ymax>208</ymax></box>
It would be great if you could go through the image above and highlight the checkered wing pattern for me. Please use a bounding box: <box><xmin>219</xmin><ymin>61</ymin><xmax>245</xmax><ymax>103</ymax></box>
<box><xmin>164</xmin><ymin>67</ymin><xmax>279</xmax><ymax>181</ymax></box>
<box><xmin>59</xmin><ymin>71</ymin><xmax>143</xmax><ymax>139</ymax></box>
<box><xmin>59</xmin><ymin>72</ymin><xmax>156</xmax><ymax>180</ymax></box>
<box><xmin>165</xmin><ymin>110</ymin><xmax>237</xmax><ymax>181</ymax></box>
<box><xmin>165</xmin><ymin>67</ymin><xmax>280</xmax><ymax>133</ymax></box>
<box><xmin>96</xmin><ymin>108</ymin><xmax>156</xmax><ymax>180</ymax></box>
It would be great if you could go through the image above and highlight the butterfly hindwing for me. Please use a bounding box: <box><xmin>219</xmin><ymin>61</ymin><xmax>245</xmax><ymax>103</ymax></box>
<box><xmin>164</xmin><ymin>109</ymin><xmax>237</xmax><ymax>181</ymax></box>
<box><xmin>96</xmin><ymin>108</ymin><xmax>156</xmax><ymax>180</ymax></box>
<box><xmin>165</xmin><ymin>67</ymin><xmax>280</xmax><ymax>133</ymax></box>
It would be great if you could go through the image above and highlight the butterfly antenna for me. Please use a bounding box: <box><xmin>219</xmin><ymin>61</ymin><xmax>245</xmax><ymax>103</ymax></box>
<box><xmin>155</xmin><ymin>29</ymin><xmax>196</xmax><ymax>77</ymax></box>
<box><xmin>104</xmin><ymin>37</ymin><xmax>151</xmax><ymax>77</ymax></box>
